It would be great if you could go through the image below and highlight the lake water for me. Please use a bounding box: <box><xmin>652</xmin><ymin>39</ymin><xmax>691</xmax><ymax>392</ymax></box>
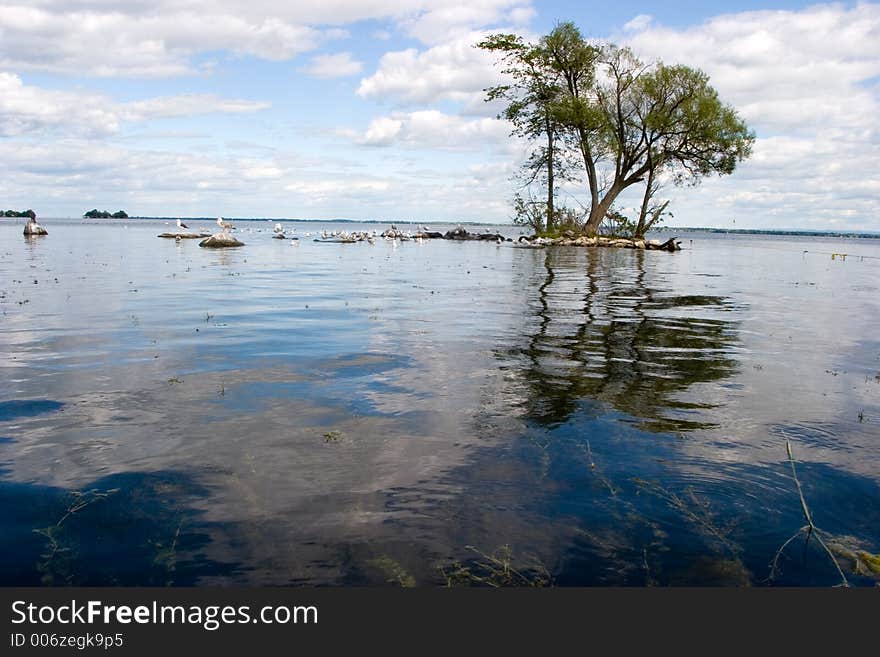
<box><xmin>1</xmin><ymin>218</ymin><xmax>878</xmax><ymax>586</ymax></box>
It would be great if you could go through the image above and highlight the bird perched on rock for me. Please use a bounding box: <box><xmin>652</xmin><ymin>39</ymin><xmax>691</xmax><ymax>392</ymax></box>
<box><xmin>176</xmin><ymin>218</ymin><xmax>189</xmax><ymax>230</ymax></box>
<box><xmin>216</xmin><ymin>217</ymin><xmax>235</xmax><ymax>232</ymax></box>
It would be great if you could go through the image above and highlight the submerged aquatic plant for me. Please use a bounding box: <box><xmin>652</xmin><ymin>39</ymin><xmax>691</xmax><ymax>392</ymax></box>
<box><xmin>368</xmin><ymin>556</ymin><xmax>416</xmax><ymax>588</ymax></box>
<box><xmin>440</xmin><ymin>544</ymin><xmax>552</xmax><ymax>587</ymax></box>
<box><xmin>33</xmin><ymin>488</ymin><xmax>119</xmax><ymax>585</ymax></box>
<box><xmin>769</xmin><ymin>440</ymin><xmax>849</xmax><ymax>587</ymax></box>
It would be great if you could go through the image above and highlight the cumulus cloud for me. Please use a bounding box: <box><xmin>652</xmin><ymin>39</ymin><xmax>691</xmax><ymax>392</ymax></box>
<box><xmin>357</xmin><ymin>30</ymin><xmax>511</xmax><ymax>108</ymax></box>
<box><xmin>357</xmin><ymin>110</ymin><xmax>510</xmax><ymax>149</ymax></box>
<box><xmin>0</xmin><ymin>1</ymin><xmax>534</xmax><ymax>77</ymax></box>
<box><xmin>0</xmin><ymin>72</ymin><xmax>269</xmax><ymax>137</ymax></box>
<box><xmin>615</xmin><ymin>3</ymin><xmax>880</xmax><ymax>229</ymax></box>
<box><xmin>621</xmin><ymin>4</ymin><xmax>880</xmax><ymax>134</ymax></box>
<box><xmin>400</xmin><ymin>0</ymin><xmax>534</xmax><ymax>44</ymax></box>
<box><xmin>623</xmin><ymin>14</ymin><xmax>653</xmax><ymax>33</ymax></box>
<box><xmin>0</xmin><ymin>136</ymin><xmax>515</xmax><ymax>221</ymax></box>
<box><xmin>299</xmin><ymin>52</ymin><xmax>363</xmax><ymax>78</ymax></box>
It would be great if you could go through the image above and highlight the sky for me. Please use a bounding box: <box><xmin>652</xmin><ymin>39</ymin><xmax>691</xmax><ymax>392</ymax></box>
<box><xmin>0</xmin><ymin>1</ymin><xmax>878</xmax><ymax>230</ymax></box>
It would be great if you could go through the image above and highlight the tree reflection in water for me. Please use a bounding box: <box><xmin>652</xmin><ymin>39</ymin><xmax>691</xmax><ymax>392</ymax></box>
<box><xmin>507</xmin><ymin>247</ymin><xmax>740</xmax><ymax>432</ymax></box>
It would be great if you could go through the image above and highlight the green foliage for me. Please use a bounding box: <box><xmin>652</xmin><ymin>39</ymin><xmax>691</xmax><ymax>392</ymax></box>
<box><xmin>3</xmin><ymin>209</ymin><xmax>36</xmax><ymax>218</ymax></box>
<box><xmin>478</xmin><ymin>22</ymin><xmax>754</xmax><ymax>235</ymax></box>
<box><xmin>600</xmin><ymin>209</ymin><xmax>637</xmax><ymax>237</ymax></box>
<box><xmin>512</xmin><ymin>192</ymin><xmax>585</xmax><ymax>237</ymax></box>
<box><xmin>84</xmin><ymin>209</ymin><xmax>128</xmax><ymax>218</ymax></box>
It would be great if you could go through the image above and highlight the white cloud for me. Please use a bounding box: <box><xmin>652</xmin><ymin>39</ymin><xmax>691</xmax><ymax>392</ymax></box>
<box><xmin>357</xmin><ymin>109</ymin><xmax>511</xmax><ymax>149</ymax></box>
<box><xmin>0</xmin><ymin>1</ymin><xmax>535</xmax><ymax>77</ymax></box>
<box><xmin>357</xmin><ymin>30</ymin><xmax>510</xmax><ymax>108</ymax></box>
<box><xmin>0</xmin><ymin>136</ymin><xmax>513</xmax><ymax>221</ymax></box>
<box><xmin>614</xmin><ymin>3</ymin><xmax>880</xmax><ymax>229</ymax></box>
<box><xmin>360</xmin><ymin>116</ymin><xmax>404</xmax><ymax>146</ymax></box>
<box><xmin>400</xmin><ymin>0</ymin><xmax>533</xmax><ymax>44</ymax></box>
<box><xmin>299</xmin><ymin>52</ymin><xmax>363</xmax><ymax>78</ymax></box>
<box><xmin>621</xmin><ymin>4</ymin><xmax>880</xmax><ymax>134</ymax></box>
<box><xmin>0</xmin><ymin>73</ymin><xmax>269</xmax><ymax>138</ymax></box>
<box><xmin>623</xmin><ymin>14</ymin><xmax>653</xmax><ymax>32</ymax></box>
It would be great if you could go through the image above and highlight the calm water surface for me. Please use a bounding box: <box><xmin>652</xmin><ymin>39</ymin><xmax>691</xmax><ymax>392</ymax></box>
<box><xmin>1</xmin><ymin>218</ymin><xmax>878</xmax><ymax>586</ymax></box>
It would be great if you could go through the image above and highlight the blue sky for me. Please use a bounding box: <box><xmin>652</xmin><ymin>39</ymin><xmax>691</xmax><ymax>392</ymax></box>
<box><xmin>1</xmin><ymin>1</ymin><xmax>878</xmax><ymax>230</ymax></box>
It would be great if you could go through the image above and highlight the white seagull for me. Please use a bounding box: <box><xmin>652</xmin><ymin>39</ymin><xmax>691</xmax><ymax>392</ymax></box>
<box><xmin>216</xmin><ymin>217</ymin><xmax>235</xmax><ymax>232</ymax></box>
<box><xmin>274</xmin><ymin>223</ymin><xmax>284</xmax><ymax>234</ymax></box>
<box><xmin>176</xmin><ymin>218</ymin><xmax>189</xmax><ymax>230</ymax></box>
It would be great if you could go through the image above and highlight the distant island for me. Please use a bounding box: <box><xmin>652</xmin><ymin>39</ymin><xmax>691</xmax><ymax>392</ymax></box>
<box><xmin>84</xmin><ymin>209</ymin><xmax>129</xmax><ymax>219</ymax></box>
<box><xmin>659</xmin><ymin>226</ymin><xmax>880</xmax><ymax>239</ymax></box>
<box><xmin>2</xmin><ymin>209</ymin><xmax>36</xmax><ymax>218</ymax></box>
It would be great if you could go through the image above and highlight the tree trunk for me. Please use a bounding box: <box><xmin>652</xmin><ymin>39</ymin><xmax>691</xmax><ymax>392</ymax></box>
<box><xmin>635</xmin><ymin>167</ymin><xmax>655</xmax><ymax>238</ymax></box>
<box><xmin>577</xmin><ymin>128</ymin><xmax>599</xmax><ymax>230</ymax></box>
<box><xmin>546</xmin><ymin>112</ymin><xmax>555</xmax><ymax>231</ymax></box>
<box><xmin>584</xmin><ymin>182</ymin><xmax>621</xmax><ymax>235</ymax></box>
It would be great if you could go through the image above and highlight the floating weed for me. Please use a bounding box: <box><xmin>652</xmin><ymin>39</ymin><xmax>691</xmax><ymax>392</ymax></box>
<box><xmin>582</xmin><ymin>440</ymin><xmax>616</xmax><ymax>496</ymax></box>
<box><xmin>34</xmin><ymin>488</ymin><xmax>119</xmax><ymax>585</ymax></box>
<box><xmin>768</xmin><ymin>440</ymin><xmax>850</xmax><ymax>587</ymax></box>
<box><xmin>151</xmin><ymin>524</ymin><xmax>182</xmax><ymax>586</ymax></box>
<box><xmin>323</xmin><ymin>430</ymin><xmax>342</xmax><ymax>443</ymax></box>
<box><xmin>440</xmin><ymin>544</ymin><xmax>551</xmax><ymax>588</ymax></box>
<box><xmin>633</xmin><ymin>479</ymin><xmax>739</xmax><ymax>557</ymax></box>
<box><xmin>821</xmin><ymin>538</ymin><xmax>880</xmax><ymax>581</ymax></box>
<box><xmin>368</xmin><ymin>556</ymin><xmax>416</xmax><ymax>588</ymax></box>
<box><xmin>167</xmin><ymin>377</ymin><xmax>183</xmax><ymax>385</ymax></box>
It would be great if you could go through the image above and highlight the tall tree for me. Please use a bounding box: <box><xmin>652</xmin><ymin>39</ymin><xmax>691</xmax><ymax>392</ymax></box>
<box><xmin>584</xmin><ymin>48</ymin><xmax>754</xmax><ymax>233</ymax></box>
<box><xmin>480</xmin><ymin>26</ymin><xmax>754</xmax><ymax>236</ymax></box>
<box><xmin>540</xmin><ymin>23</ymin><xmax>604</xmax><ymax>223</ymax></box>
<box><xmin>478</xmin><ymin>33</ymin><xmax>566</xmax><ymax>231</ymax></box>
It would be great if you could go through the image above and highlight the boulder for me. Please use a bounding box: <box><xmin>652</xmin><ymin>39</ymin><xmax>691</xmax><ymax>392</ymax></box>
<box><xmin>199</xmin><ymin>232</ymin><xmax>245</xmax><ymax>248</ymax></box>
<box><xmin>444</xmin><ymin>226</ymin><xmax>470</xmax><ymax>240</ymax></box>
<box><xmin>443</xmin><ymin>226</ymin><xmax>506</xmax><ymax>241</ymax></box>
<box><xmin>23</xmin><ymin>221</ymin><xmax>48</xmax><ymax>236</ymax></box>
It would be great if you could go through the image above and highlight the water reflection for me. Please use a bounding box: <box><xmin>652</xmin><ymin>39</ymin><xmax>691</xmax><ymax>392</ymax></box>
<box><xmin>1</xmin><ymin>220</ymin><xmax>878</xmax><ymax>586</ymax></box>
<box><xmin>0</xmin><ymin>470</ymin><xmax>241</xmax><ymax>585</ymax></box>
<box><xmin>508</xmin><ymin>248</ymin><xmax>740</xmax><ymax>431</ymax></box>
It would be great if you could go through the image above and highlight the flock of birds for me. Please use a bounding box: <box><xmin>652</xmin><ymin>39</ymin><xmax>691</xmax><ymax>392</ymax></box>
<box><xmin>170</xmin><ymin>219</ymin><xmax>457</xmax><ymax>247</ymax></box>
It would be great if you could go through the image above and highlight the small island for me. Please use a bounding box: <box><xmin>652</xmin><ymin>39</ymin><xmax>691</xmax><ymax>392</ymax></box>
<box><xmin>84</xmin><ymin>209</ymin><xmax>129</xmax><ymax>219</ymax></box>
<box><xmin>3</xmin><ymin>209</ymin><xmax>37</xmax><ymax>218</ymax></box>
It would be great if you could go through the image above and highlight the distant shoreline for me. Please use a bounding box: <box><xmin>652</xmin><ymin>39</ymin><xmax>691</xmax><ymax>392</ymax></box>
<box><xmin>657</xmin><ymin>226</ymin><xmax>880</xmax><ymax>239</ymax></box>
<box><xmin>4</xmin><ymin>216</ymin><xmax>879</xmax><ymax>239</ymax></box>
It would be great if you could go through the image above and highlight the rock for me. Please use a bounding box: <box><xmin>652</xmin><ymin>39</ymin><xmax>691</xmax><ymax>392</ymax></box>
<box><xmin>199</xmin><ymin>232</ymin><xmax>245</xmax><ymax>248</ymax></box>
<box><xmin>443</xmin><ymin>226</ymin><xmax>470</xmax><ymax>240</ymax></box>
<box><xmin>158</xmin><ymin>232</ymin><xmax>211</xmax><ymax>239</ymax></box>
<box><xmin>23</xmin><ymin>221</ymin><xmax>48</xmax><ymax>236</ymax></box>
<box><xmin>442</xmin><ymin>226</ymin><xmax>506</xmax><ymax>241</ymax></box>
